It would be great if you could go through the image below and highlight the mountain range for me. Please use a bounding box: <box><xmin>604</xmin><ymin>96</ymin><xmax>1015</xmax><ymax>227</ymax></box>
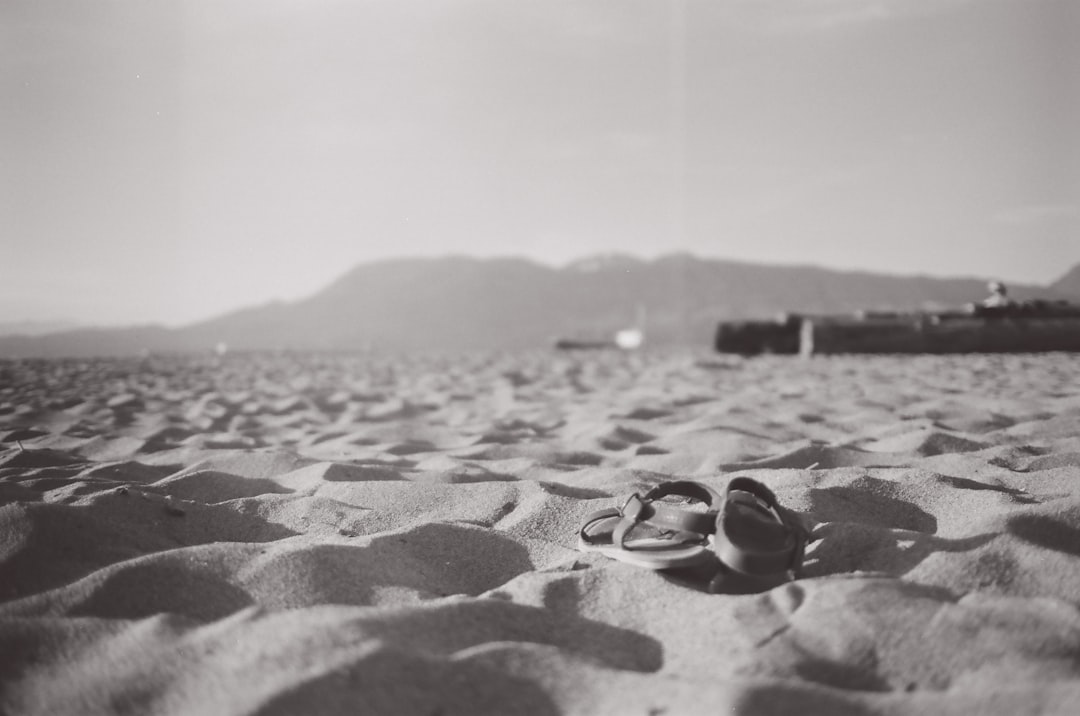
<box><xmin>0</xmin><ymin>320</ymin><xmax>81</xmax><ymax>338</ymax></box>
<box><xmin>3</xmin><ymin>254</ymin><xmax>1079</xmax><ymax>358</ymax></box>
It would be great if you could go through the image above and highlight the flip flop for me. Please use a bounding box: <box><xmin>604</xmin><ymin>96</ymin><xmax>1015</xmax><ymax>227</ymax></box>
<box><xmin>713</xmin><ymin>477</ymin><xmax>807</xmax><ymax>578</ymax></box>
<box><xmin>577</xmin><ymin>481</ymin><xmax>723</xmax><ymax>570</ymax></box>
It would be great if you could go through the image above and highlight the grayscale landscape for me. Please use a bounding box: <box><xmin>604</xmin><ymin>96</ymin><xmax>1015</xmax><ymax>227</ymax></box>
<box><xmin>2</xmin><ymin>1</ymin><xmax>1078</xmax><ymax>714</ymax></box>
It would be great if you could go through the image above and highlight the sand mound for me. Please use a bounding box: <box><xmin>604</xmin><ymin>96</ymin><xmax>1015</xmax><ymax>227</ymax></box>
<box><xmin>2</xmin><ymin>351</ymin><xmax>1080</xmax><ymax>714</ymax></box>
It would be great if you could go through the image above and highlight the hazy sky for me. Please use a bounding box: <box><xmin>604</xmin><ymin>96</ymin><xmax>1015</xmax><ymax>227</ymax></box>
<box><xmin>4</xmin><ymin>0</ymin><xmax>1078</xmax><ymax>326</ymax></box>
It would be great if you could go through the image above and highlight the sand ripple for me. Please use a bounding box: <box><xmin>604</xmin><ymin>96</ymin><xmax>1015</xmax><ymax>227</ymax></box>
<box><xmin>2</xmin><ymin>351</ymin><xmax>1080</xmax><ymax>714</ymax></box>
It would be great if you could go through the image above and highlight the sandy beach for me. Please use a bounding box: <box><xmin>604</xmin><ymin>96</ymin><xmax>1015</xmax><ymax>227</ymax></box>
<box><xmin>2</xmin><ymin>349</ymin><xmax>1079</xmax><ymax>715</ymax></box>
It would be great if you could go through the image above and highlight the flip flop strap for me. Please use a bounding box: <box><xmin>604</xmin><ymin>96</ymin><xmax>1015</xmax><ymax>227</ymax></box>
<box><xmin>611</xmin><ymin>481</ymin><xmax>722</xmax><ymax>548</ymax></box>
<box><xmin>579</xmin><ymin>507</ymin><xmax>702</xmax><ymax>547</ymax></box>
<box><xmin>578</xmin><ymin>507</ymin><xmax>624</xmax><ymax>546</ymax></box>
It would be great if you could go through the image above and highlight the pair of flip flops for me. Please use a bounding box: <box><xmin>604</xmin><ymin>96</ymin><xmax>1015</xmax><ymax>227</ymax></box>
<box><xmin>578</xmin><ymin>478</ymin><xmax>807</xmax><ymax>581</ymax></box>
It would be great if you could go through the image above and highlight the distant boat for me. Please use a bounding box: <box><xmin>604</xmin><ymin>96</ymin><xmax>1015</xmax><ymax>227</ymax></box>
<box><xmin>553</xmin><ymin>338</ymin><xmax>620</xmax><ymax>351</ymax></box>
<box><xmin>614</xmin><ymin>328</ymin><xmax>644</xmax><ymax>350</ymax></box>
<box><xmin>715</xmin><ymin>301</ymin><xmax>1080</xmax><ymax>356</ymax></box>
<box><xmin>555</xmin><ymin>305</ymin><xmax>646</xmax><ymax>351</ymax></box>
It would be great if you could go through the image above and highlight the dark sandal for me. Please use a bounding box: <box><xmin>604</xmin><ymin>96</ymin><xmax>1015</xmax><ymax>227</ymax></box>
<box><xmin>713</xmin><ymin>477</ymin><xmax>807</xmax><ymax>578</ymax></box>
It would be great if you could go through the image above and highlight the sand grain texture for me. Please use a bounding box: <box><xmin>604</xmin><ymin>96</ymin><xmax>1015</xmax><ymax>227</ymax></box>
<box><xmin>2</xmin><ymin>351</ymin><xmax>1079</xmax><ymax>715</ymax></box>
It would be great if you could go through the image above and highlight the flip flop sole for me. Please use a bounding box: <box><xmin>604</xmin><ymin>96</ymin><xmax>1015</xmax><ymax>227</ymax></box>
<box><xmin>576</xmin><ymin>535</ymin><xmax>715</xmax><ymax>570</ymax></box>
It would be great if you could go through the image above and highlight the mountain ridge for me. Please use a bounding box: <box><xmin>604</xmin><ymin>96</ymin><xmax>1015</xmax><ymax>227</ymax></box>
<box><xmin>3</xmin><ymin>254</ymin><xmax>1078</xmax><ymax>358</ymax></box>
<box><xmin>1050</xmin><ymin>263</ymin><xmax>1080</xmax><ymax>297</ymax></box>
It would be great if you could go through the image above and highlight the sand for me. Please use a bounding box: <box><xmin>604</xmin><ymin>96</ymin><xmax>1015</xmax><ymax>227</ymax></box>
<box><xmin>1</xmin><ymin>349</ymin><xmax>1079</xmax><ymax>715</ymax></box>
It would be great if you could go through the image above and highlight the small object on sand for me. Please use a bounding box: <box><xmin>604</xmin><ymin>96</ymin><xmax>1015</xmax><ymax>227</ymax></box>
<box><xmin>106</xmin><ymin>393</ymin><xmax>141</xmax><ymax>410</ymax></box>
<box><xmin>163</xmin><ymin>501</ymin><xmax>186</xmax><ymax>517</ymax></box>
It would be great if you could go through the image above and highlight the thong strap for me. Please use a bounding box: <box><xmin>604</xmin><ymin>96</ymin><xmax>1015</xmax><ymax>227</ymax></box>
<box><xmin>605</xmin><ymin>480</ymin><xmax>723</xmax><ymax>550</ymax></box>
